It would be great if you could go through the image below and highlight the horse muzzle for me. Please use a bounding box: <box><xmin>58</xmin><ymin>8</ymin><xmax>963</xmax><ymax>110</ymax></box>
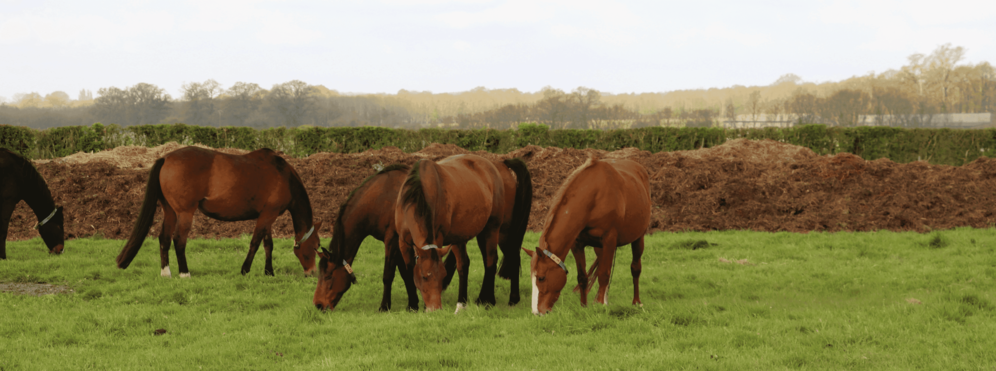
<box><xmin>49</xmin><ymin>244</ymin><xmax>64</xmax><ymax>255</ymax></box>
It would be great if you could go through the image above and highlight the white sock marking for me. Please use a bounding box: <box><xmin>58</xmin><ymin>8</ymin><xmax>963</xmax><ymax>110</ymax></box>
<box><xmin>161</xmin><ymin>266</ymin><xmax>171</xmax><ymax>277</ymax></box>
<box><xmin>454</xmin><ymin>302</ymin><xmax>466</xmax><ymax>314</ymax></box>
<box><xmin>531</xmin><ymin>274</ymin><xmax>540</xmax><ymax>315</ymax></box>
<box><xmin>179</xmin><ymin>272</ymin><xmax>191</xmax><ymax>278</ymax></box>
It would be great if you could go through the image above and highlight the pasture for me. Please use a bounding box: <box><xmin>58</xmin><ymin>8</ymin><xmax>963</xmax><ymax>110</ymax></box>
<box><xmin>2</xmin><ymin>229</ymin><xmax>996</xmax><ymax>370</ymax></box>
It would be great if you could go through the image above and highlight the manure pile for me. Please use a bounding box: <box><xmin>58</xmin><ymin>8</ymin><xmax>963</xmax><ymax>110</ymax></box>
<box><xmin>7</xmin><ymin>139</ymin><xmax>994</xmax><ymax>241</ymax></box>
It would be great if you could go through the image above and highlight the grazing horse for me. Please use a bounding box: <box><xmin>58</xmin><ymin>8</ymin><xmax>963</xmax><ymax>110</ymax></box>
<box><xmin>115</xmin><ymin>147</ymin><xmax>322</xmax><ymax>277</ymax></box>
<box><xmin>313</xmin><ymin>164</ymin><xmax>458</xmax><ymax>312</ymax></box>
<box><xmin>523</xmin><ymin>154</ymin><xmax>650</xmax><ymax>315</ymax></box>
<box><xmin>396</xmin><ymin>155</ymin><xmax>532</xmax><ymax>312</ymax></box>
<box><xmin>0</xmin><ymin>149</ymin><xmax>64</xmax><ymax>258</ymax></box>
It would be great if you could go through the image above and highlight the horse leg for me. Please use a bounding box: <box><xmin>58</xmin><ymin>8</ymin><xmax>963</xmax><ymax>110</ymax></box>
<box><xmin>631</xmin><ymin>237</ymin><xmax>645</xmax><ymax>306</ymax></box>
<box><xmin>570</xmin><ymin>240</ymin><xmax>589</xmax><ymax>306</ymax></box>
<box><xmin>0</xmin><ymin>201</ymin><xmax>15</xmax><ymax>260</ymax></box>
<box><xmin>172</xmin><ymin>211</ymin><xmax>194</xmax><ymax>278</ymax></box>
<box><xmin>158</xmin><ymin>202</ymin><xmax>177</xmax><ymax>277</ymax></box>
<box><xmin>455</xmin><ymin>243</ymin><xmax>470</xmax><ymax>313</ymax></box>
<box><xmin>497</xmin><ymin>233</ymin><xmax>521</xmax><ymax>306</ymax></box>
<box><xmin>241</xmin><ymin>213</ymin><xmax>278</xmax><ymax>275</ymax></box>
<box><xmin>583</xmin><ymin>247</ymin><xmax>602</xmax><ymax>297</ymax></box>
<box><xmin>573</xmin><ymin>244</ymin><xmax>600</xmax><ymax>294</ymax></box>
<box><xmin>474</xmin><ymin>228</ymin><xmax>500</xmax><ymax>307</ymax></box>
<box><xmin>593</xmin><ymin>232</ymin><xmax>619</xmax><ymax>305</ymax></box>
<box><xmin>380</xmin><ymin>231</ymin><xmax>400</xmax><ymax>311</ymax></box>
<box><xmin>263</xmin><ymin>230</ymin><xmax>275</xmax><ymax>276</ymax></box>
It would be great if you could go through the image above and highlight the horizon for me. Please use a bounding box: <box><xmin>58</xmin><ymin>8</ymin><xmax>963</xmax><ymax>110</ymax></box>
<box><xmin>2</xmin><ymin>0</ymin><xmax>995</xmax><ymax>102</ymax></box>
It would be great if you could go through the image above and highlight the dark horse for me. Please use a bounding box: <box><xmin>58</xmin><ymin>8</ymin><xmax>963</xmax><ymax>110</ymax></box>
<box><xmin>313</xmin><ymin>164</ymin><xmax>458</xmax><ymax>312</ymax></box>
<box><xmin>523</xmin><ymin>154</ymin><xmax>651</xmax><ymax>315</ymax></box>
<box><xmin>116</xmin><ymin>147</ymin><xmax>322</xmax><ymax>277</ymax></box>
<box><xmin>396</xmin><ymin>155</ymin><xmax>532</xmax><ymax>312</ymax></box>
<box><xmin>0</xmin><ymin>149</ymin><xmax>64</xmax><ymax>259</ymax></box>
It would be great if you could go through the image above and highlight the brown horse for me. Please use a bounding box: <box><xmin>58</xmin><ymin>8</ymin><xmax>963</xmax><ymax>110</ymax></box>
<box><xmin>396</xmin><ymin>155</ymin><xmax>532</xmax><ymax>312</ymax></box>
<box><xmin>0</xmin><ymin>149</ymin><xmax>64</xmax><ymax>259</ymax></box>
<box><xmin>313</xmin><ymin>164</ymin><xmax>457</xmax><ymax>312</ymax></box>
<box><xmin>523</xmin><ymin>154</ymin><xmax>651</xmax><ymax>315</ymax></box>
<box><xmin>115</xmin><ymin>146</ymin><xmax>322</xmax><ymax>277</ymax></box>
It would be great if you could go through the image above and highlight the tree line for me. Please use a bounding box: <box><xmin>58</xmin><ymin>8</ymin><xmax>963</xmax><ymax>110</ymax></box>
<box><xmin>1</xmin><ymin>44</ymin><xmax>993</xmax><ymax>130</ymax></box>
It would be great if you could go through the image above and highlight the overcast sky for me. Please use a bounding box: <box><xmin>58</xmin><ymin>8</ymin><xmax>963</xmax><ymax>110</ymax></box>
<box><xmin>2</xmin><ymin>0</ymin><xmax>995</xmax><ymax>101</ymax></box>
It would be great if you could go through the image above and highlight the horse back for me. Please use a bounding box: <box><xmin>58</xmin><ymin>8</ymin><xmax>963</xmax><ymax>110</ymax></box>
<box><xmin>434</xmin><ymin>154</ymin><xmax>504</xmax><ymax>240</ymax></box>
<box><xmin>160</xmin><ymin>147</ymin><xmax>291</xmax><ymax>214</ymax></box>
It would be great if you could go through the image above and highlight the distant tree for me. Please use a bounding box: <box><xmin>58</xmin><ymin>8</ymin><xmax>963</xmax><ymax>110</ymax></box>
<box><xmin>92</xmin><ymin>83</ymin><xmax>171</xmax><ymax>125</ymax></box>
<box><xmin>924</xmin><ymin>43</ymin><xmax>966</xmax><ymax>112</ymax></box>
<box><xmin>264</xmin><ymin>80</ymin><xmax>316</xmax><ymax>127</ymax></box>
<box><xmin>723</xmin><ymin>98</ymin><xmax>736</xmax><ymax>126</ymax></box>
<box><xmin>43</xmin><ymin>91</ymin><xmax>70</xmax><ymax>107</ymax></box>
<box><xmin>223</xmin><ymin>82</ymin><xmax>266</xmax><ymax>127</ymax></box>
<box><xmin>772</xmin><ymin>73</ymin><xmax>803</xmax><ymax>86</ymax></box>
<box><xmin>180</xmin><ymin>79</ymin><xmax>222</xmax><ymax>126</ymax></box>
<box><xmin>567</xmin><ymin>87</ymin><xmax>601</xmax><ymax>129</ymax></box>
<box><xmin>746</xmin><ymin>90</ymin><xmax>763</xmax><ymax>127</ymax></box>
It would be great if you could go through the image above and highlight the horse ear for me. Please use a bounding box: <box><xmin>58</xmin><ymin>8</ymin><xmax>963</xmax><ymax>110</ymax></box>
<box><xmin>438</xmin><ymin>245</ymin><xmax>454</xmax><ymax>256</ymax></box>
<box><xmin>521</xmin><ymin>248</ymin><xmax>536</xmax><ymax>258</ymax></box>
<box><xmin>317</xmin><ymin>249</ymin><xmax>329</xmax><ymax>260</ymax></box>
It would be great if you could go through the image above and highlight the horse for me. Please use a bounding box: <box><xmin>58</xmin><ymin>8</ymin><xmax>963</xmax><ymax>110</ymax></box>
<box><xmin>115</xmin><ymin>146</ymin><xmax>322</xmax><ymax>277</ymax></box>
<box><xmin>0</xmin><ymin>149</ymin><xmax>64</xmax><ymax>259</ymax></box>
<box><xmin>396</xmin><ymin>155</ymin><xmax>532</xmax><ymax>312</ymax></box>
<box><xmin>523</xmin><ymin>154</ymin><xmax>651</xmax><ymax>315</ymax></box>
<box><xmin>313</xmin><ymin>163</ymin><xmax>458</xmax><ymax>312</ymax></box>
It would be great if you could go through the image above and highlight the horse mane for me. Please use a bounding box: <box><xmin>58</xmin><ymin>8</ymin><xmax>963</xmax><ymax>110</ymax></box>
<box><xmin>542</xmin><ymin>152</ymin><xmax>599</xmax><ymax>228</ymax></box>
<box><xmin>400</xmin><ymin>159</ymin><xmax>434</xmax><ymax>241</ymax></box>
<box><xmin>330</xmin><ymin>163</ymin><xmax>411</xmax><ymax>259</ymax></box>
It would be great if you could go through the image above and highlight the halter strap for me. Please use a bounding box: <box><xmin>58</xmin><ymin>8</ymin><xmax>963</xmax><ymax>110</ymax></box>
<box><xmin>294</xmin><ymin>225</ymin><xmax>315</xmax><ymax>249</ymax></box>
<box><xmin>34</xmin><ymin>207</ymin><xmax>59</xmax><ymax>230</ymax></box>
<box><xmin>342</xmin><ymin>260</ymin><xmax>354</xmax><ymax>275</ymax></box>
<box><xmin>542</xmin><ymin>248</ymin><xmax>569</xmax><ymax>274</ymax></box>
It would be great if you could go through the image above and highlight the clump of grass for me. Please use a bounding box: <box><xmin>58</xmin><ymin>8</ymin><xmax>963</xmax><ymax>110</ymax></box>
<box><xmin>670</xmin><ymin>240</ymin><xmax>717</xmax><ymax>250</ymax></box>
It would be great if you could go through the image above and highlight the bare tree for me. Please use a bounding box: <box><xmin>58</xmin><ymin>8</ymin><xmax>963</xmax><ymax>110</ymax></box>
<box><xmin>746</xmin><ymin>90</ymin><xmax>763</xmax><ymax>127</ymax></box>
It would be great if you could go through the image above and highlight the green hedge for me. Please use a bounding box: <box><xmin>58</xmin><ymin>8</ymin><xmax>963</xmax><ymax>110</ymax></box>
<box><xmin>2</xmin><ymin>122</ymin><xmax>996</xmax><ymax>166</ymax></box>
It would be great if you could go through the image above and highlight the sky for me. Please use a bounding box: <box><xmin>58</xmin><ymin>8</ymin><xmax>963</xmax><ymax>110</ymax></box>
<box><xmin>1</xmin><ymin>0</ymin><xmax>995</xmax><ymax>102</ymax></box>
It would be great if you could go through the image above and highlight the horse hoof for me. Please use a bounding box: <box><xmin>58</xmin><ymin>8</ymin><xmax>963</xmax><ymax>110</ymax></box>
<box><xmin>454</xmin><ymin>302</ymin><xmax>466</xmax><ymax>314</ymax></box>
<box><xmin>378</xmin><ymin>305</ymin><xmax>391</xmax><ymax>312</ymax></box>
<box><xmin>179</xmin><ymin>272</ymin><xmax>191</xmax><ymax>278</ymax></box>
<box><xmin>161</xmin><ymin>266</ymin><xmax>172</xmax><ymax>278</ymax></box>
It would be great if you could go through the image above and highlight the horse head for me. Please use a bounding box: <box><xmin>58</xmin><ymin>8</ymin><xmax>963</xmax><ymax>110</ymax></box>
<box><xmin>412</xmin><ymin>244</ymin><xmax>453</xmax><ymax>312</ymax></box>
<box><xmin>293</xmin><ymin>220</ymin><xmax>323</xmax><ymax>275</ymax></box>
<box><xmin>523</xmin><ymin>246</ymin><xmax>569</xmax><ymax>315</ymax></box>
<box><xmin>313</xmin><ymin>246</ymin><xmax>357</xmax><ymax>311</ymax></box>
<box><xmin>36</xmin><ymin>205</ymin><xmax>65</xmax><ymax>255</ymax></box>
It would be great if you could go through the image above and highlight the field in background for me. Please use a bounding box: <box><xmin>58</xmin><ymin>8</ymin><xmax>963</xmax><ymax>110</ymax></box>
<box><xmin>3</xmin><ymin>230</ymin><xmax>996</xmax><ymax>369</ymax></box>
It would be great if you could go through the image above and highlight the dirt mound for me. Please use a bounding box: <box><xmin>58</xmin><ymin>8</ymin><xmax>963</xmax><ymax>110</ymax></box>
<box><xmin>35</xmin><ymin>142</ymin><xmax>249</xmax><ymax>169</ymax></box>
<box><xmin>7</xmin><ymin>140</ymin><xmax>996</xmax><ymax>242</ymax></box>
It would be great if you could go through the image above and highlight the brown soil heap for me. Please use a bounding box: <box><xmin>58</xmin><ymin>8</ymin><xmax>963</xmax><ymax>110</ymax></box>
<box><xmin>6</xmin><ymin>139</ymin><xmax>995</xmax><ymax>241</ymax></box>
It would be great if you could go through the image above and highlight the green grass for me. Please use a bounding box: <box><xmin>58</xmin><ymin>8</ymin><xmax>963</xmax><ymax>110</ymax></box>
<box><xmin>3</xmin><ymin>229</ymin><xmax>996</xmax><ymax>370</ymax></box>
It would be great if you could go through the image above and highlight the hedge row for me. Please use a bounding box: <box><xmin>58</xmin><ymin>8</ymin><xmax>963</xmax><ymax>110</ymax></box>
<box><xmin>2</xmin><ymin>123</ymin><xmax>996</xmax><ymax>166</ymax></box>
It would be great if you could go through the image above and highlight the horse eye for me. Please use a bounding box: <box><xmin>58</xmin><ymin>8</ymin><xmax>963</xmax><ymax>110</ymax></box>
<box><xmin>537</xmin><ymin>276</ymin><xmax>546</xmax><ymax>282</ymax></box>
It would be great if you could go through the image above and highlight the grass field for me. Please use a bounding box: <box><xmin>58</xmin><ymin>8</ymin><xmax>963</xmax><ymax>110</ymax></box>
<box><xmin>2</xmin><ymin>229</ymin><xmax>996</xmax><ymax>370</ymax></box>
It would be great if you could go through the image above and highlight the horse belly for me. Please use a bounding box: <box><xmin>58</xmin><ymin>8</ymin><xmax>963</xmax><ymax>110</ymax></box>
<box><xmin>198</xmin><ymin>199</ymin><xmax>261</xmax><ymax>221</ymax></box>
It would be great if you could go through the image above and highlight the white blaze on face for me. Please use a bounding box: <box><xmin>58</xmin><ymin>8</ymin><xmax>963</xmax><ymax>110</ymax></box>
<box><xmin>531</xmin><ymin>273</ymin><xmax>540</xmax><ymax>315</ymax></box>
<box><xmin>161</xmin><ymin>266</ymin><xmax>171</xmax><ymax>277</ymax></box>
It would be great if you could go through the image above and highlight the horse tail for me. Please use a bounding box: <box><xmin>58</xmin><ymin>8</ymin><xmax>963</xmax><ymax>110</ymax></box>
<box><xmin>497</xmin><ymin>158</ymin><xmax>532</xmax><ymax>280</ymax></box>
<box><xmin>441</xmin><ymin>249</ymin><xmax>457</xmax><ymax>291</ymax></box>
<box><xmin>116</xmin><ymin>158</ymin><xmax>166</xmax><ymax>269</ymax></box>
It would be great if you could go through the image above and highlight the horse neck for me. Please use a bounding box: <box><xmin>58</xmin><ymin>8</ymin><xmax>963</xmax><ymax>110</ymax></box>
<box><xmin>286</xmin><ymin>174</ymin><xmax>313</xmax><ymax>235</ymax></box>
<box><xmin>19</xmin><ymin>162</ymin><xmax>57</xmax><ymax>219</ymax></box>
<box><xmin>540</xmin><ymin>200</ymin><xmax>589</xmax><ymax>258</ymax></box>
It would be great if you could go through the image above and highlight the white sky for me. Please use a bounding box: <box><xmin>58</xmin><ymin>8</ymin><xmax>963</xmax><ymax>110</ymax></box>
<box><xmin>1</xmin><ymin>0</ymin><xmax>995</xmax><ymax>101</ymax></box>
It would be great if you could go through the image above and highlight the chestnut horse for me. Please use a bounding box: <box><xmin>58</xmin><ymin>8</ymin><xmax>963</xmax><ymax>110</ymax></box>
<box><xmin>0</xmin><ymin>149</ymin><xmax>64</xmax><ymax>258</ymax></box>
<box><xmin>313</xmin><ymin>164</ymin><xmax>457</xmax><ymax>312</ymax></box>
<box><xmin>396</xmin><ymin>155</ymin><xmax>532</xmax><ymax>312</ymax></box>
<box><xmin>115</xmin><ymin>147</ymin><xmax>322</xmax><ymax>277</ymax></box>
<box><xmin>523</xmin><ymin>154</ymin><xmax>650</xmax><ymax>315</ymax></box>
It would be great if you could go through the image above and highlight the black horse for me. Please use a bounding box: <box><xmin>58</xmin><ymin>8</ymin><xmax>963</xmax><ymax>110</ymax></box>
<box><xmin>0</xmin><ymin>148</ymin><xmax>64</xmax><ymax>259</ymax></box>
